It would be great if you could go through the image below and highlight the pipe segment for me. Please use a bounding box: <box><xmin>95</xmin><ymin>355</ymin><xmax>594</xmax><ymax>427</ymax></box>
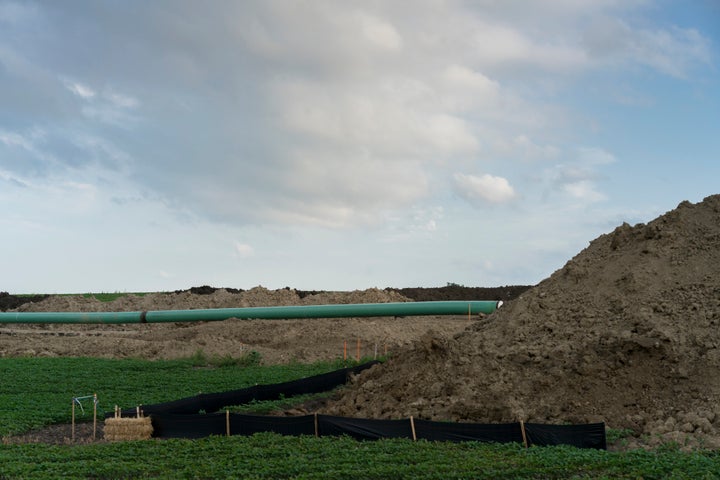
<box><xmin>0</xmin><ymin>300</ymin><xmax>502</xmax><ymax>324</ymax></box>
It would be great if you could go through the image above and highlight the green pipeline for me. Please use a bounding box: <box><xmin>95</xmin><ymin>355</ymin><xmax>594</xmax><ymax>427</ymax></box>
<box><xmin>0</xmin><ymin>301</ymin><xmax>502</xmax><ymax>324</ymax></box>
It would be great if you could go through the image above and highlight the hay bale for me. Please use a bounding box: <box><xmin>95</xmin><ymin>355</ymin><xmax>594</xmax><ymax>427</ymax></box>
<box><xmin>104</xmin><ymin>416</ymin><xmax>153</xmax><ymax>442</ymax></box>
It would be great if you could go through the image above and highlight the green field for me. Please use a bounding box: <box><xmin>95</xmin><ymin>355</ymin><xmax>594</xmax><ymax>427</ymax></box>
<box><xmin>1</xmin><ymin>356</ymin><xmax>720</xmax><ymax>479</ymax></box>
<box><xmin>2</xmin><ymin>434</ymin><xmax>720</xmax><ymax>479</ymax></box>
<box><xmin>0</xmin><ymin>354</ymin><xmax>343</xmax><ymax>436</ymax></box>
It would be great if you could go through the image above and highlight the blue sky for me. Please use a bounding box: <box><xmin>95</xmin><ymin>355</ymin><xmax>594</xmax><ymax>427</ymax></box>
<box><xmin>1</xmin><ymin>0</ymin><xmax>718</xmax><ymax>293</ymax></box>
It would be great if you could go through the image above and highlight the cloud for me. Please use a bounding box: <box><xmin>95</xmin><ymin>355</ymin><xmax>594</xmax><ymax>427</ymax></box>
<box><xmin>491</xmin><ymin>135</ymin><xmax>561</xmax><ymax>162</ymax></box>
<box><xmin>233</xmin><ymin>242</ymin><xmax>255</xmax><ymax>258</ymax></box>
<box><xmin>453</xmin><ymin>173</ymin><xmax>517</xmax><ymax>205</ymax></box>
<box><xmin>0</xmin><ymin>0</ymin><xmax>713</xmax><ymax>234</ymax></box>
<box><xmin>0</xmin><ymin>1</ymin><xmax>37</xmax><ymax>24</ymax></box>
<box><xmin>563</xmin><ymin>180</ymin><xmax>606</xmax><ymax>202</ymax></box>
<box><xmin>582</xmin><ymin>17</ymin><xmax>712</xmax><ymax>77</ymax></box>
<box><xmin>541</xmin><ymin>147</ymin><xmax>617</xmax><ymax>203</ymax></box>
<box><xmin>64</xmin><ymin>80</ymin><xmax>96</xmax><ymax>99</ymax></box>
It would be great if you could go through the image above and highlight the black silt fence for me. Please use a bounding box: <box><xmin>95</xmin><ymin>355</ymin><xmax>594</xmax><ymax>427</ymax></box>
<box><xmin>317</xmin><ymin>415</ymin><xmax>414</xmax><ymax>441</ymax></box>
<box><xmin>524</xmin><ymin>422</ymin><xmax>607</xmax><ymax>450</ymax></box>
<box><xmin>149</xmin><ymin>413</ymin><xmax>606</xmax><ymax>450</ymax></box>
<box><xmin>413</xmin><ymin>419</ymin><xmax>524</xmax><ymax>444</ymax></box>
<box><xmin>110</xmin><ymin>361</ymin><xmax>379</xmax><ymax>417</ymax></box>
<box><xmin>108</xmin><ymin>359</ymin><xmax>606</xmax><ymax>449</ymax></box>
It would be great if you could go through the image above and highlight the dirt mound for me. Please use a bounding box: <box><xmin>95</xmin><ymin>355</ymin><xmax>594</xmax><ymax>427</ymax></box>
<box><xmin>0</xmin><ymin>287</ymin><xmax>478</xmax><ymax>364</ymax></box>
<box><xmin>389</xmin><ymin>285</ymin><xmax>531</xmax><ymax>302</ymax></box>
<box><xmin>324</xmin><ymin>195</ymin><xmax>720</xmax><ymax>448</ymax></box>
<box><xmin>0</xmin><ymin>292</ymin><xmax>48</xmax><ymax>312</ymax></box>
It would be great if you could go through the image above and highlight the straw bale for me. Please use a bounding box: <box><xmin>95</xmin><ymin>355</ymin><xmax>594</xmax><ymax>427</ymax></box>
<box><xmin>104</xmin><ymin>416</ymin><xmax>153</xmax><ymax>441</ymax></box>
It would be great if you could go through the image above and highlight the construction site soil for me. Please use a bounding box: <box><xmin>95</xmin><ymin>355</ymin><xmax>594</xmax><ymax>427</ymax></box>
<box><xmin>0</xmin><ymin>286</ymin><xmax>527</xmax><ymax>365</ymax></box>
<box><xmin>325</xmin><ymin>194</ymin><xmax>720</xmax><ymax>450</ymax></box>
<box><xmin>3</xmin><ymin>194</ymin><xmax>720</xmax><ymax>450</ymax></box>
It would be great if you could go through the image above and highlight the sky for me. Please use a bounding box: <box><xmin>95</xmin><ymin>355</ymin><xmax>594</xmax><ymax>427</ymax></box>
<box><xmin>1</xmin><ymin>0</ymin><xmax>719</xmax><ymax>294</ymax></box>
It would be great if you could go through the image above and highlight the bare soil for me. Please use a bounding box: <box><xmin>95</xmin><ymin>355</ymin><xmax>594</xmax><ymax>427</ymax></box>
<box><xmin>0</xmin><ymin>287</ymin><xmax>527</xmax><ymax>364</ymax></box>
<box><xmin>323</xmin><ymin>194</ymin><xmax>720</xmax><ymax>450</ymax></box>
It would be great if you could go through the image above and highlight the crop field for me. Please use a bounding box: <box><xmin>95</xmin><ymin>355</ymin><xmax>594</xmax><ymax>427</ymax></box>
<box><xmin>0</xmin><ymin>354</ymin><xmax>347</xmax><ymax>436</ymax></box>
<box><xmin>1</xmin><ymin>356</ymin><xmax>720</xmax><ymax>479</ymax></box>
<box><xmin>4</xmin><ymin>282</ymin><xmax>720</xmax><ymax>479</ymax></box>
<box><xmin>1</xmin><ymin>433</ymin><xmax>719</xmax><ymax>479</ymax></box>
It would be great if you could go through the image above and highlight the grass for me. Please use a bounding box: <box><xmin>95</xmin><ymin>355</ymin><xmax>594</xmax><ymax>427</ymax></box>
<box><xmin>1</xmin><ymin>434</ymin><xmax>720</xmax><ymax>479</ymax></box>
<box><xmin>1</xmin><ymin>357</ymin><xmax>720</xmax><ymax>478</ymax></box>
<box><xmin>0</xmin><ymin>355</ymin><xmax>352</xmax><ymax>436</ymax></box>
<box><xmin>80</xmin><ymin>292</ymin><xmax>151</xmax><ymax>302</ymax></box>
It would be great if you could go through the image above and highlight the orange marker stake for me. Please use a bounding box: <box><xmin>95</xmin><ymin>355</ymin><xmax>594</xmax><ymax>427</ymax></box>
<box><xmin>343</xmin><ymin>340</ymin><xmax>347</xmax><ymax>360</ymax></box>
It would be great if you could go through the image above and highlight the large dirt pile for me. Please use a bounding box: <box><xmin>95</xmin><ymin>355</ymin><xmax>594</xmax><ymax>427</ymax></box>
<box><xmin>13</xmin><ymin>286</ymin><xmax>411</xmax><ymax>312</ymax></box>
<box><xmin>325</xmin><ymin>195</ymin><xmax>720</xmax><ymax>446</ymax></box>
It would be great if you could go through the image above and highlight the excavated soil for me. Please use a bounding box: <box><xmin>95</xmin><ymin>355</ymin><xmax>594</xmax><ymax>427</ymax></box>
<box><xmin>0</xmin><ymin>286</ymin><xmax>526</xmax><ymax>365</ymax></box>
<box><xmin>1</xmin><ymin>285</ymin><xmax>528</xmax><ymax>445</ymax></box>
<box><xmin>322</xmin><ymin>195</ymin><xmax>720</xmax><ymax>449</ymax></box>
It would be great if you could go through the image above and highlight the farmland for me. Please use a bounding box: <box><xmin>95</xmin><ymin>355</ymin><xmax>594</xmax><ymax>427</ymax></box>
<box><xmin>0</xmin><ymin>355</ymin><xmax>347</xmax><ymax>437</ymax></box>
<box><xmin>1</xmin><ymin>355</ymin><xmax>720</xmax><ymax>478</ymax></box>
<box><xmin>3</xmin><ymin>271</ymin><xmax>720</xmax><ymax>478</ymax></box>
<box><xmin>2</xmin><ymin>434</ymin><xmax>719</xmax><ymax>479</ymax></box>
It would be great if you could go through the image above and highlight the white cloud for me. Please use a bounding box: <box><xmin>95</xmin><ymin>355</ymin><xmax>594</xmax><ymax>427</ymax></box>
<box><xmin>104</xmin><ymin>90</ymin><xmax>139</xmax><ymax>109</ymax></box>
<box><xmin>3</xmin><ymin>0</ymin><xmax>701</xmax><ymax>231</ymax></box>
<box><xmin>577</xmin><ymin>147</ymin><xmax>617</xmax><ymax>165</ymax></box>
<box><xmin>0</xmin><ymin>129</ymin><xmax>32</xmax><ymax>149</ymax></box>
<box><xmin>491</xmin><ymin>134</ymin><xmax>561</xmax><ymax>162</ymax></box>
<box><xmin>64</xmin><ymin>81</ymin><xmax>96</xmax><ymax>99</ymax></box>
<box><xmin>234</xmin><ymin>242</ymin><xmax>255</xmax><ymax>258</ymax></box>
<box><xmin>453</xmin><ymin>173</ymin><xmax>516</xmax><ymax>205</ymax></box>
<box><xmin>442</xmin><ymin>64</ymin><xmax>499</xmax><ymax>97</ymax></box>
<box><xmin>582</xmin><ymin>17</ymin><xmax>712</xmax><ymax>78</ymax></box>
<box><xmin>356</xmin><ymin>12</ymin><xmax>403</xmax><ymax>51</ymax></box>
<box><xmin>273</xmin><ymin>77</ymin><xmax>479</xmax><ymax>157</ymax></box>
<box><xmin>563</xmin><ymin>180</ymin><xmax>606</xmax><ymax>202</ymax></box>
<box><xmin>0</xmin><ymin>2</ymin><xmax>37</xmax><ymax>25</ymax></box>
<box><xmin>540</xmin><ymin>147</ymin><xmax>617</xmax><ymax>204</ymax></box>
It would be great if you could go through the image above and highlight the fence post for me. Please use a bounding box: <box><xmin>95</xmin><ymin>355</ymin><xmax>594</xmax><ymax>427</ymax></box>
<box><xmin>71</xmin><ymin>398</ymin><xmax>75</xmax><ymax>442</ymax></box>
<box><xmin>93</xmin><ymin>393</ymin><xmax>97</xmax><ymax>440</ymax></box>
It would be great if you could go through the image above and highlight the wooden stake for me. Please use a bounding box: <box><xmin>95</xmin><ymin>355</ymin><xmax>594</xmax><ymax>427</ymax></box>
<box><xmin>314</xmin><ymin>413</ymin><xmax>319</xmax><ymax>438</ymax></box>
<box><xmin>356</xmin><ymin>338</ymin><xmax>360</xmax><ymax>361</ymax></box>
<box><xmin>71</xmin><ymin>398</ymin><xmax>75</xmax><ymax>443</ymax></box>
<box><xmin>468</xmin><ymin>303</ymin><xmax>471</xmax><ymax>321</ymax></box>
<box><xmin>520</xmin><ymin>420</ymin><xmax>528</xmax><ymax>448</ymax></box>
<box><xmin>410</xmin><ymin>416</ymin><xmax>417</xmax><ymax>441</ymax></box>
<box><xmin>93</xmin><ymin>393</ymin><xmax>97</xmax><ymax>441</ymax></box>
<box><xmin>384</xmin><ymin>343</ymin><xmax>388</xmax><ymax>356</ymax></box>
<box><xmin>343</xmin><ymin>340</ymin><xmax>347</xmax><ymax>360</ymax></box>
<box><xmin>374</xmin><ymin>343</ymin><xmax>378</xmax><ymax>359</ymax></box>
<box><xmin>226</xmin><ymin>410</ymin><xmax>230</xmax><ymax>437</ymax></box>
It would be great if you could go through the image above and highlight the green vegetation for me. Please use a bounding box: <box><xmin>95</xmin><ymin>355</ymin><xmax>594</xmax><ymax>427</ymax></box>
<box><xmin>0</xmin><ymin>355</ymin><xmax>348</xmax><ymax>436</ymax></box>
<box><xmin>80</xmin><ymin>292</ymin><xmax>151</xmax><ymax>302</ymax></box>
<box><xmin>187</xmin><ymin>348</ymin><xmax>263</xmax><ymax>368</ymax></box>
<box><xmin>229</xmin><ymin>390</ymin><xmax>336</xmax><ymax>415</ymax></box>
<box><xmin>1</xmin><ymin>434</ymin><xmax>720</xmax><ymax>479</ymax></box>
<box><xmin>2</xmin><ymin>356</ymin><xmax>720</xmax><ymax>479</ymax></box>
